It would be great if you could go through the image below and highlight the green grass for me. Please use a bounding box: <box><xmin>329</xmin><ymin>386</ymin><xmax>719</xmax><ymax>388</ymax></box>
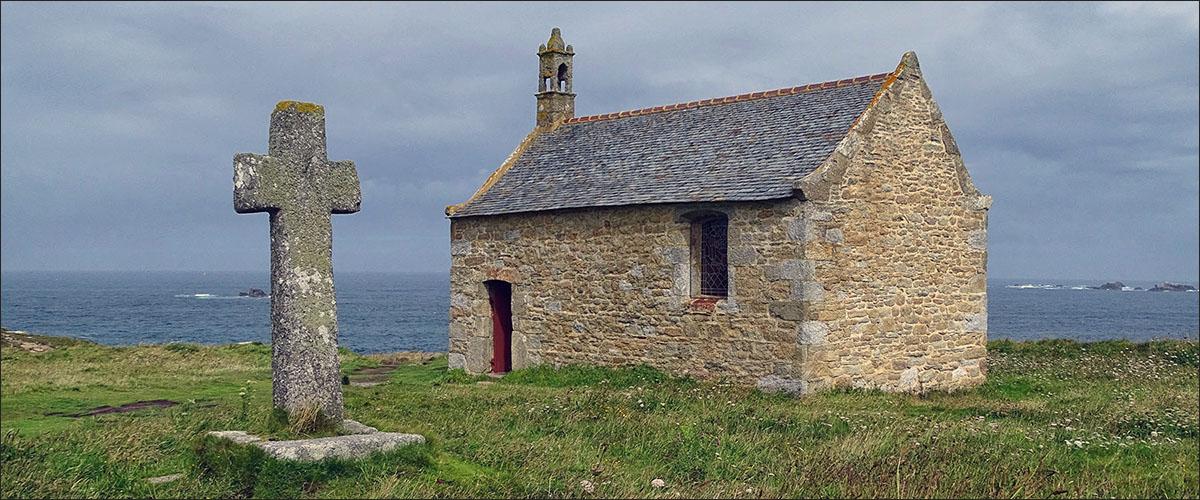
<box><xmin>1</xmin><ymin>332</ymin><xmax>1197</xmax><ymax>498</ymax></box>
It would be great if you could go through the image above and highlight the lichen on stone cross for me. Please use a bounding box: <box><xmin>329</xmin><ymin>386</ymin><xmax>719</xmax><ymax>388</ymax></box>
<box><xmin>233</xmin><ymin>100</ymin><xmax>361</xmax><ymax>424</ymax></box>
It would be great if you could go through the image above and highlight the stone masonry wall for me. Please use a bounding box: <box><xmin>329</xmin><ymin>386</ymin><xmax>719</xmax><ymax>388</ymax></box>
<box><xmin>794</xmin><ymin>52</ymin><xmax>991</xmax><ymax>393</ymax></box>
<box><xmin>448</xmin><ymin>52</ymin><xmax>989</xmax><ymax>395</ymax></box>
<box><xmin>449</xmin><ymin>199</ymin><xmax>820</xmax><ymax>391</ymax></box>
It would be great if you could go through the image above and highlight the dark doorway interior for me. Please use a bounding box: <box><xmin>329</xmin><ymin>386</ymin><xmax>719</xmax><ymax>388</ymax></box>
<box><xmin>485</xmin><ymin>280</ymin><xmax>513</xmax><ymax>374</ymax></box>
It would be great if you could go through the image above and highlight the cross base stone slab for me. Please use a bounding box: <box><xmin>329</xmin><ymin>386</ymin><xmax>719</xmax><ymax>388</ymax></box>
<box><xmin>207</xmin><ymin>420</ymin><xmax>424</xmax><ymax>462</ymax></box>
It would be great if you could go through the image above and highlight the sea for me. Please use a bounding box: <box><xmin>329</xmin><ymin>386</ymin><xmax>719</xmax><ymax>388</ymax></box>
<box><xmin>1</xmin><ymin>272</ymin><xmax>1196</xmax><ymax>353</ymax></box>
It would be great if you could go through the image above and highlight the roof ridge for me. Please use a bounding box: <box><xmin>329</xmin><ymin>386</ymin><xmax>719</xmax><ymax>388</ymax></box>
<box><xmin>564</xmin><ymin>72</ymin><xmax>892</xmax><ymax>125</ymax></box>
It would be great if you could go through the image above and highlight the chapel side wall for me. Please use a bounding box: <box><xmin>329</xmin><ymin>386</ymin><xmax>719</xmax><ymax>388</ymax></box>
<box><xmin>448</xmin><ymin>200</ymin><xmax>813</xmax><ymax>388</ymax></box>
<box><xmin>797</xmin><ymin>54</ymin><xmax>991</xmax><ymax>393</ymax></box>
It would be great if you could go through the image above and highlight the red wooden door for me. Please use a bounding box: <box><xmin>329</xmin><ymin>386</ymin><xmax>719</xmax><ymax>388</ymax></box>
<box><xmin>486</xmin><ymin>281</ymin><xmax>512</xmax><ymax>374</ymax></box>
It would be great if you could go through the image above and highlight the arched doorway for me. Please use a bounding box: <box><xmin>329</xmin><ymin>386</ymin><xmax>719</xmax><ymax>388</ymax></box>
<box><xmin>484</xmin><ymin>280</ymin><xmax>513</xmax><ymax>374</ymax></box>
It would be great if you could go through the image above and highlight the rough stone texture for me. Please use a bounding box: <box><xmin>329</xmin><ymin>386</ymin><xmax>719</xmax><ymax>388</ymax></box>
<box><xmin>233</xmin><ymin>101</ymin><xmax>360</xmax><ymax>422</ymax></box>
<box><xmin>450</xmin><ymin>200</ymin><xmax>813</xmax><ymax>382</ymax></box>
<box><xmin>207</xmin><ymin>420</ymin><xmax>423</xmax><ymax>462</ymax></box>
<box><xmin>536</xmin><ymin>28</ymin><xmax>574</xmax><ymax>130</ymax></box>
<box><xmin>339</xmin><ymin>419</ymin><xmax>379</xmax><ymax>434</ymax></box>
<box><xmin>208</xmin><ymin>430</ymin><xmax>265</xmax><ymax>446</ymax></box>
<box><xmin>755</xmin><ymin>375</ymin><xmax>807</xmax><ymax>395</ymax></box>
<box><xmin>258</xmin><ymin>433</ymin><xmax>425</xmax><ymax>462</ymax></box>
<box><xmin>448</xmin><ymin>52</ymin><xmax>989</xmax><ymax>394</ymax></box>
<box><xmin>793</xmin><ymin>52</ymin><xmax>991</xmax><ymax>393</ymax></box>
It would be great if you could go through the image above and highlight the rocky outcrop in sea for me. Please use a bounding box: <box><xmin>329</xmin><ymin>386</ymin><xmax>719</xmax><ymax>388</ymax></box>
<box><xmin>1148</xmin><ymin>282</ymin><xmax>1197</xmax><ymax>292</ymax></box>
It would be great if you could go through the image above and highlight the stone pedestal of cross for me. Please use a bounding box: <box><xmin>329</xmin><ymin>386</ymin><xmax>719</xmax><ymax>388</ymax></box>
<box><xmin>234</xmin><ymin>101</ymin><xmax>360</xmax><ymax>424</ymax></box>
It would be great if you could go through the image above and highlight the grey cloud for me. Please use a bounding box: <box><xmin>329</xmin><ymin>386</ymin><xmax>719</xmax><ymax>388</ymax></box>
<box><xmin>1</xmin><ymin>1</ymin><xmax>1196</xmax><ymax>281</ymax></box>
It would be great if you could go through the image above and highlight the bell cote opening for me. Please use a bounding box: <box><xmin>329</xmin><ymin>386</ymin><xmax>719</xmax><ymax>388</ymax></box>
<box><xmin>557</xmin><ymin>63</ymin><xmax>569</xmax><ymax>91</ymax></box>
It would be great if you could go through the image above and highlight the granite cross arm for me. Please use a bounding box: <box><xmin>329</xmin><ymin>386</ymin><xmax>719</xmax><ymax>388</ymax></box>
<box><xmin>233</xmin><ymin>100</ymin><xmax>360</xmax><ymax>424</ymax></box>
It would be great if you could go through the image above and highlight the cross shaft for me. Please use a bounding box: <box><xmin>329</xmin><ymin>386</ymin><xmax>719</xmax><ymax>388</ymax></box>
<box><xmin>233</xmin><ymin>101</ymin><xmax>360</xmax><ymax>424</ymax></box>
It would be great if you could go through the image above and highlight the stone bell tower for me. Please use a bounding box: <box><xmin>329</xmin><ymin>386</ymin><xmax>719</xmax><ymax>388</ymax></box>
<box><xmin>536</xmin><ymin>28</ymin><xmax>574</xmax><ymax>130</ymax></box>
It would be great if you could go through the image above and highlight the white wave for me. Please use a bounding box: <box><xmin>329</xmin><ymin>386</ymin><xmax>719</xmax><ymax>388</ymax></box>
<box><xmin>174</xmin><ymin>293</ymin><xmax>267</xmax><ymax>299</ymax></box>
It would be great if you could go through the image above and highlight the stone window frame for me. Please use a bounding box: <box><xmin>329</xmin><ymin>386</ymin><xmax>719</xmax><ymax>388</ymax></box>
<box><xmin>681</xmin><ymin>209</ymin><xmax>730</xmax><ymax>299</ymax></box>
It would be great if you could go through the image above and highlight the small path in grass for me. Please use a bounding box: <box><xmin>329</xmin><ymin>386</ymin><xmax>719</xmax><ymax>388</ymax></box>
<box><xmin>48</xmin><ymin>399</ymin><xmax>178</xmax><ymax>417</ymax></box>
<box><xmin>1</xmin><ymin>330</ymin><xmax>53</xmax><ymax>352</ymax></box>
<box><xmin>348</xmin><ymin>352</ymin><xmax>440</xmax><ymax>387</ymax></box>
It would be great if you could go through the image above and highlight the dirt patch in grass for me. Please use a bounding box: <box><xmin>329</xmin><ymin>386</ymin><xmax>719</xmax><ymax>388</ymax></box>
<box><xmin>48</xmin><ymin>399</ymin><xmax>178</xmax><ymax>418</ymax></box>
<box><xmin>348</xmin><ymin>367</ymin><xmax>395</xmax><ymax>387</ymax></box>
<box><xmin>365</xmin><ymin>351</ymin><xmax>441</xmax><ymax>365</ymax></box>
<box><xmin>348</xmin><ymin>352</ymin><xmax>442</xmax><ymax>387</ymax></box>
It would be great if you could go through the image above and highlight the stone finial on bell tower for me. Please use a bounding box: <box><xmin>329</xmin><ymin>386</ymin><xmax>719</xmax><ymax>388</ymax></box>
<box><xmin>536</xmin><ymin>27</ymin><xmax>575</xmax><ymax>130</ymax></box>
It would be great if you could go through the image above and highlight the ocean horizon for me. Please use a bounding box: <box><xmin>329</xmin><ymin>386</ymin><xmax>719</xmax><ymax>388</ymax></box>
<box><xmin>2</xmin><ymin>270</ymin><xmax>1197</xmax><ymax>353</ymax></box>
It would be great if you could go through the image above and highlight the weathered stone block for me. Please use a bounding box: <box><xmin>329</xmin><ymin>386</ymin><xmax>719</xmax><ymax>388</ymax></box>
<box><xmin>787</xmin><ymin>218</ymin><xmax>816</xmax><ymax>242</ymax></box>
<box><xmin>207</xmin><ymin>422</ymin><xmax>424</xmax><ymax>462</ymax></box>
<box><xmin>728</xmin><ymin>246</ymin><xmax>759</xmax><ymax>266</ymax></box>
<box><xmin>765</xmin><ymin>259</ymin><xmax>812</xmax><ymax>281</ymax></box>
<box><xmin>465</xmin><ymin>338</ymin><xmax>491</xmax><ymax>373</ymax></box>
<box><xmin>897</xmin><ymin>367</ymin><xmax>920</xmax><ymax>392</ymax></box>
<box><xmin>756</xmin><ymin>375</ymin><xmax>808</xmax><ymax>395</ymax></box>
<box><xmin>791</xmin><ymin>281</ymin><xmax>825</xmax><ymax>302</ymax></box>
<box><xmin>964</xmin><ymin>312</ymin><xmax>987</xmax><ymax>333</ymax></box>
<box><xmin>967</xmin><ymin>230</ymin><xmax>987</xmax><ymax>251</ymax></box>
<box><xmin>450</xmin><ymin>293</ymin><xmax>471</xmax><ymax>310</ymax></box>
<box><xmin>809</xmin><ymin>211</ymin><xmax>834</xmax><ymax>222</ymax></box>
<box><xmin>768</xmin><ymin>301</ymin><xmax>805</xmax><ymax>321</ymax></box>
<box><xmin>968</xmin><ymin>195</ymin><xmax>993</xmax><ymax>211</ymax></box>
<box><xmin>661</xmin><ymin>247</ymin><xmax>688</xmax><ymax>264</ymax></box>
<box><xmin>450</xmin><ymin>240</ymin><xmax>472</xmax><ymax>256</ymax></box>
<box><xmin>799</xmin><ymin>321</ymin><xmax>828</xmax><ymax>344</ymax></box>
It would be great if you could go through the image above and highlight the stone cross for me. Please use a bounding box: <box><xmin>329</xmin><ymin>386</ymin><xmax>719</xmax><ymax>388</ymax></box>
<box><xmin>233</xmin><ymin>101</ymin><xmax>360</xmax><ymax>424</ymax></box>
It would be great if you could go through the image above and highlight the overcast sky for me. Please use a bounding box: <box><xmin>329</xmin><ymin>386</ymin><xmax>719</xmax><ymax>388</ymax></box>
<box><xmin>1</xmin><ymin>2</ymin><xmax>1197</xmax><ymax>281</ymax></box>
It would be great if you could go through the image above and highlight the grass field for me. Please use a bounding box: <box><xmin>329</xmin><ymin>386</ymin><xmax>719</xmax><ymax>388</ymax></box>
<box><xmin>1</xmin><ymin>330</ymin><xmax>1197</xmax><ymax>498</ymax></box>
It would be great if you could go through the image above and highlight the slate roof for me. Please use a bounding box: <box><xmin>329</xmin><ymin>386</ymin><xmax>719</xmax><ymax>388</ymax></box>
<box><xmin>450</xmin><ymin>72</ymin><xmax>892</xmax><ymax>218</ymax></box>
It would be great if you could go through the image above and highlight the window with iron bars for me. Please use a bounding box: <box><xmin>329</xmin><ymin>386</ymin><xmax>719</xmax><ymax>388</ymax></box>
<box><xmin>698</xmin><ymin>217</ymin><xmax>728</xmax><ymax>297</ymax></box>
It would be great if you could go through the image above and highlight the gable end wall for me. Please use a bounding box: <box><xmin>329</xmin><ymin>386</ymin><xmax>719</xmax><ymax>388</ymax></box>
<box><xmin>796</xmin><ymin>53</ymin><xmax>991</xmax><ymax>393</ymax></box>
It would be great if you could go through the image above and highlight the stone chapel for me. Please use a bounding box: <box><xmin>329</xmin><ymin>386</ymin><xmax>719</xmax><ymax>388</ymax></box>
<box><xmin>445</xmin><ymin>28</ymin><xmax>991</xmax><ymax>394</ymax></box>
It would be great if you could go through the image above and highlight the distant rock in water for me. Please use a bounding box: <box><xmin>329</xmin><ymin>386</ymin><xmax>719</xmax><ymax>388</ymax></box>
<box><xmin>1148</xmin><ymin>282</ymin><xmax>1197</xmax><ymax>292</ymax></box>
<box><xmin>238</xmin><ymin>288</ymin><xmax>268</xmax><ymax>298</ymax></box>
<box><xmin>1092</xmin><ymin>282</ymin><xmax>1125</xmax><ymax>290</ymax></box>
